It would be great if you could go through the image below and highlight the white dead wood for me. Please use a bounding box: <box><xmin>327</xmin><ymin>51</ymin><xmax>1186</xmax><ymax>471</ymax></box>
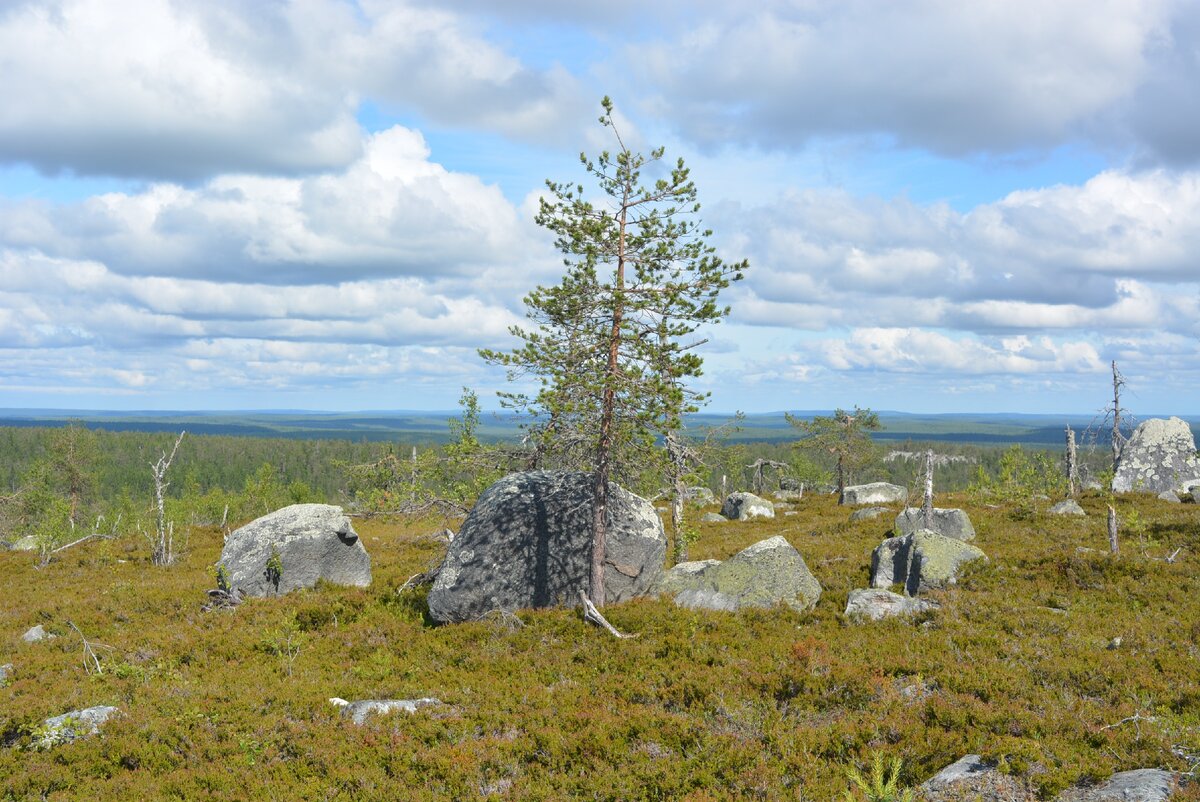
<box><xmin>579</xmin><ymin>590</ymin><xmax>637</xmax><ymax>639</ymax></box>
<box><xmin>67</xmin><ymin>620</ymin><xmax>113</xmax><ymax>676</ymax></box>
<box><xmin>150</xmin><ymin>431</ymin><xmax>186</xmax><ymax>566</ymax></box>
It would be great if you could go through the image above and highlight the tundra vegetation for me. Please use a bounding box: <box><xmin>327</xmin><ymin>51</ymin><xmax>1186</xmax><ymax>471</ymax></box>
<box><xmin>1</xmin><ymin>419</ymin><xmax>1198</xmax><ymax>800</ymax></box>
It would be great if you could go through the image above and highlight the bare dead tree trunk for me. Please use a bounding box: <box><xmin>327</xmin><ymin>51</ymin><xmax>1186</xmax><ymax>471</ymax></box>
<box><xmin>410</xmin><ymin>445</ymin><xmax>418</xmax><ymax>506</ymax></box>
<box><xmin>1065</xmin><ymin>425</ymin><xmax>1078</xmax><ymax>496</ymax></box>
<box><xmin>721</xmin><ymin>474</ymin><xmax>727</xmax><ymax>498</ymax></box>
<box><xmin>1107</xmin><ymin>505</ymin><xmax>1119</xmax><ymax>555</ymax></box>
<box><xmin>666</xmin><ymin>431</ymin><xmax>689</xmax><ymax>565</ymax></box>
<box><xmin>922</xmin><ymin>449</ymin><xmax>935</xmax><ymax>529</ymax></box>
<box><xmin>151</xmin><ymin>431</ymin><xmax>186</xmax><ymax>566</ymax></box>
<box><xmin>746</xmin><ymin>459</ymin><xmax>788</xmax><ymax>495</ymax></box>
<box><xmin>1111</xmin><ymin>361</ymin><xmax>1125</xmax><ymax>479</ymax></box>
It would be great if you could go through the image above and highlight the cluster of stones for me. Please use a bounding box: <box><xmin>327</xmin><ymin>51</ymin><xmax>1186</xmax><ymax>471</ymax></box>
<box><xmin>922</xmin><ymin>754</ymin><xmax>1182</xmax><ymax>802</ymax></box>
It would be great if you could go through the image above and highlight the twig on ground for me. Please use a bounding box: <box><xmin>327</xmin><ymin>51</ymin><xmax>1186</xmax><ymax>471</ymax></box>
<box><xmin>66</xmin><ymin>621</ymin><xmax>113</xmax><ymax>675</ymax></box>
<box><xmin>578</xmin><ymin>590</ymin><xmax>637</xmax><ymax>639</ymax></box>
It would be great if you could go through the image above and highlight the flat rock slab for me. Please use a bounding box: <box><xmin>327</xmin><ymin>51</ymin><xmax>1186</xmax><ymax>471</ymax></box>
<box><xmin>850</xmin><ymin>506</ymin><xmax>890</xmax><ymax>522</ymax></box>
<box><xmin>1057</xmin><ymin>770</ymin><xmax>1180</xmax><ymax>802</ymax></box>
<box><xmin>330</xmin><ymin>697</ymin><xmax>442</xmax><ymax>725</ymax></box>
<box><xmin>218</xmin><ymin>504</ymin><xmax>371</xmax><ymax>597</ymax></box>
<box><xmin>428</xmin><ymin>471</ymin><xmax>666</xmax><ymax>623</ymax></box>
<box><xmin>844</xmin><ymin>588</ymin><xmax>938</xmax><ymax>621</ymax></box>
<box><xmin>921</xmin><ymin>754</ymin><xmax>1036</xmax><ymax>802</ymax></box>
<box><xmin>841</xmin><ymin>482</ymin><xmax>908</xmax><ymax>506</ymax></box>
<box><xmin>700</xmin><ymin>513</ymin><xmax>726</xmax><ymax>523</ymax></box>
<box><xmin>1158</xmin><ymin>491</ymin><xmax>1182</xmax><ymax>503</ymax></box>
<box><xmin>1049</xmin><ymin>499</ymin><xmax>1087</xmax><ymax>516</ymax></box>
<box><xmin>871</xmin><ymin>529</ymin><xmax>988</xmax><ymax>594</ymax></box>
<box><xmin>1113</xmin><ymin>417</ymin><xmax>1200</xmax><ymax>494</ymax></box>
<box><xmin>894</xmin><ymin>507</ymin><xmax>976</xmax><ymax>540</ymax></box>
<box><xmin>721</xmin><ymin>492</ymin><xmax>775</xmax><ymax>520</ymax></box>
<box><xmin>36</xmin><ymin>705</ymin><xmax>121</xmax><ymax>748</ymax></box>
<box><xmin>656</xmin><ymin>536</ymin><xmax>821</xmax><ymax>613</ymax></box>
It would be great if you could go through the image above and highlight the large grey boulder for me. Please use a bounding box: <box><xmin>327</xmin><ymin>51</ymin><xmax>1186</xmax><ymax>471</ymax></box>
<box><xmin>1113</xmin><ymin>417</ymin><xmax>1200</xmax><ymax>494</ymax></box>
<box><xmin>684</xmin><ymin>486</ymin><xmax>716</xmax><ymax>506</ymax></box>
<box><xmin>921</xmin><ymin>754</ymin><xmax>1034</xmax><ymax>802</ymax></box>
<box><xmin>1049</xmin><ymin>499</ymin><xmax>1086</xmax><ymax>516</ymax></box>
<box><xmin>894</xmin><ymin>507</ymin><xmax>976</xmax><ymax>540</ymax></box>
<box><xmin>35</xmin><ymin>705</ymin><xmax>121</xmax><ymax>749</ymax></box>
<box><xmin>720</xmin><ymin>492</ymin><xmax>775</xmax><ymax>520</ymax></box>
<box><xmin>655</xmin><ymin>536</ymin><xmax>821</xmax><ymax>612</ymax></box>
<box><xmin>218</xmin><ymin>504</ymin><xmax>371</xmax><ymax>598</ymax></box>
<box><xmin>1057</xmin><ymin>770</ymin><xmax>1180</xmax><ymax>802</ymax></box>
<box><xmin>840</xmin><ymin>482</ymin><xmax>908</xmax><ymax>506</ymax></box>
<box><xmin>428</xmin><ymin>472</ymin><xmax>666</xmax><ymax>623</ymax></box>
<box><xmin>329</xmin><ymin>697</ymin><xmax>441</xmax><ymax>725</ymax></box>
<box><xmin>844</xmin><ymin>588</ymin><xmax>938</xmax><ymax>621</ymax></box>
<box><xmin>871</xmin><ymin>529</ymin><xmax>987</xmax><ymax>595</ymax></box>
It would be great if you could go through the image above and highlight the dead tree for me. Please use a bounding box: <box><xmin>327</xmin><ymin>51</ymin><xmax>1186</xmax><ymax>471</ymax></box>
<box><xmin>1107</xmin><ymin>505</ymin><xmax>1119</xmax><ymax>555</ymax></box>
<box><xmin>150</xmin><ymin>431</ymin><xmax>186</xmax><ymax>566</ymax></box>
<box><xmin>746</xmin><ymin>458</ymin><xmax>788</xmax><ymax>495</ymax></box>
<box><xmin>1110</xmin><ymin>361</ymin><xmax>1126</xmax><ymax>477</ymax></box>
<box><xmin>1067</xmin><ymin>432</ymin><xmax>1079</xmax><ymax>492</ymax></box>
<box><xmin>921</xmin><ymin>449</ymin><xmax>935</xmax><ymax>529</ymax></box>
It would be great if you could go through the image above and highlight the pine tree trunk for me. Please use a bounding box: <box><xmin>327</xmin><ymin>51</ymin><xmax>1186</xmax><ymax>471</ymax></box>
<box><xmin>1107</xmin><ymin>505</ymin><xmax>1119</xmax><ymax>555</ymax></box>
<box><xmin>1065</xmin><ymin>425</ymin><xmax>1078</xmax><ymax>496</ymax></box>
<box><xmin>922</xmin><ymin>449</ymin><xmax>934</xmax><ymax>529</ymax></box>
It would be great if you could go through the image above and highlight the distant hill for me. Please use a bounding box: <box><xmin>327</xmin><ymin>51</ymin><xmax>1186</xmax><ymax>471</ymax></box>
<box><xmin>1</xmin><ymin>408</ymin><xmax>1196</xmax><ymax>447</ymax></box>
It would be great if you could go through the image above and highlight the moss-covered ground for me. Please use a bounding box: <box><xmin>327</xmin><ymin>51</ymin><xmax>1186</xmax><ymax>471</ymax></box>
<box><xmin>2</xmin><ymin>492</ymin><xmax>1198</xmax><ymax>800</ymax></box>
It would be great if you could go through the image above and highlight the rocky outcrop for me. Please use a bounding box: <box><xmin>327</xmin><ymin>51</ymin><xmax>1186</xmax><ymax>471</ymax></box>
<box><xmin>921</xmin><ymin>754</ymin><xmax>1035</xmax><ymax>802</ymax></box>
<box><xmin>1113</xmin><ymin>417</ymin><xmax>1200</xmax><ymax>494</ymax></box>
<box><xmin>329</xmin><ymin>697</ymin><xmax>441</xmax><ymax>725</ymax></box>
<box><xmin>894</xmin><ymin>507</ymin><xmax>976</xmax><ymax>540</ymax></box>
<box><xmin>35</xmin><ymin>705</ymin><xmax>121</xmax><ymax>749</ymax></box>
<box><xmin>720</xmin><ymin>492</ymin><xmax>775</xmax><ymax>520</ymax></box>
<box><xmin>840</xmin><ymin>482</ymin><xmax>908</xmax><ymax>506</ymax></box>
<box><xmin>427</xmin><ymin>472</ymin><xmax>666</xmax><ymax>623</ymax></box>
<box><xmin>843</xmin><ymin>588</ymin><xmax>938</xmax><ymax>621</ymax></box>
<box><xmin>1056</xmin><ymin>769</ymin><xmax>1180</xmax><ymax>802</ymax></box>
<box><xmin>1049</xmin><ymin>499</ymin><xmax>1086</xmax><ymax>516</ymax></box>
<box><xmin>218</xmin><ymin>504</ymin><xmax>371</xmax><ymax>597</ymax></box>
<box><xmin>655</xmin><ymin>536</ymin><xmax>821</xmax><ymax>612</ymax></box>
<box><xmin>871</xmin><ymin>529</ymin><xmax>987</xmax><ymax>595</ymax></box>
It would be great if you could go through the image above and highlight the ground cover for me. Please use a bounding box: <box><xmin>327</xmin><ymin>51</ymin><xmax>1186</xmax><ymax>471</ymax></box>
<box><xmin>2</xmin><ymin>492</ymin><xmax>1197</xmax><ymax>800</ymax></box>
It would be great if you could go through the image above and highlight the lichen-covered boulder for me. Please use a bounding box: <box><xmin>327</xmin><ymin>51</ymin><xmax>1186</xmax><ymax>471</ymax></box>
<box><xmin>428</xmin><ymin>472</ymin><xmax>666</xmax><ymax>623</ymax></box>
<box><xmin>36</xmin><ymin>705</ymin><xmax>121</xmax><ymax>749</ymax></box>
<box><xmin>894</xmin><ymin>507</ymin><xmax>976</xmax><ymax>540</ymax></box>
<box><xmin>1049</xmin><ymin>499</ymin><xmax>1086</xmax><ymax>516</ymax></box>
<box><xmin>844</xmin><ymin>588</ymin><xmax>938</xmax><ymax>621</ymax></box>
<box><xmin>850</xmin><ymin>506</ymin><xmax>890</xmax><ymax>522</ymax></box>
<box><xmin>655</xmin><ymin>536</ymin><xmax>821</xmax><ymax>612</ymax></box>
<box><xmin>841</xmin><ymin>482</ymin><xmax>908</xmax><ymax>506</ymax></box>
<box><xmin>1113</xmin><ymin>417</ymin><xmax>1200</xmax><ymax>494</ymax></box>
<box><xmin>1056</xmin><ymin>769</ymin><xmax>1180</xmax><ymax>802</ymax></box>
<box><xmin>720</xmin><ymin>492</ymin><xmax>775</xmax><ymax>520</ymax></box>
<box><xmin>871</xmin><ymin>529</ymin><xmax>987</xmax><ymax>595</ymax></box>
<box><xmin>684</xmin><ymin>486</ymin><xmax>716</xmax><ymax>506</ymax></box>
<box><xmin>218</xmin><ymin>504</ymin><xmax>371</xmax><ymax>597</ymax></box>
<box><xmin>921</xmin><ymin>754</ymin><xmax>1035</xmax><ymax>802</ymax></box>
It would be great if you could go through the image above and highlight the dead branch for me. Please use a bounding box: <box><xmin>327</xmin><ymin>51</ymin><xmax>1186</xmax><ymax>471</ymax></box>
<box><xmin>579</xmin><ymin>590</ymin><xmax>637</xmax><ymax>639</ymax></box>
<box><xmin>66</xmin><ymin>620</ymin><xmax>113</xmax><ymax>676</ymax></box>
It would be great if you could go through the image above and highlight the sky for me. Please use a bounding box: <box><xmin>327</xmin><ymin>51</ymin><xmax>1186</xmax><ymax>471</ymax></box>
<box><xmin>0</xmin><ymin>0</ymin><xmax>1197</xmax><ymax>415</ymax></box>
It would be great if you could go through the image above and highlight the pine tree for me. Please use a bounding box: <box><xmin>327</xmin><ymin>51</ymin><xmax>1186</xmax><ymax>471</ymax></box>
<box><xmin>787</xmin><ymin>407</ymin><xmax>881</xmax><ymax>499</ymax></box>
<box><xmin>481</xmin><ymin>97</ymin><xmax>747</xmax><ymax>606</ymax></box>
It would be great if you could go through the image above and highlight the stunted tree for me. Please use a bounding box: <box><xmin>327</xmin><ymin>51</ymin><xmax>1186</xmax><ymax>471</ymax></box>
<box><xmin>481</xmin><ymin>97</ymin><xmax>747</xmax><ymax>606</ymax></box>
<box><xmin>787</xmin><ymin>407</ymin><xmax>881</xmax><ymax>499</ymax></box>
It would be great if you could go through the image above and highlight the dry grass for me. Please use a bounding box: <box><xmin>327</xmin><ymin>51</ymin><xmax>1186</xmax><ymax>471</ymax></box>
<box><xmin>1</xmin><ymin>491</ymin><xmax>1198</xmax><ymax>800</ymax></box>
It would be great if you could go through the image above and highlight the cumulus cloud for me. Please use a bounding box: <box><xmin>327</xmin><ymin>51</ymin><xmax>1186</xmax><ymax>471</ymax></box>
<box><xmin>0</xmin><ymin>0</ymin><xmax>588</xmax><ymax>180</ymax></box>
<box><xmin>634</xmin><ymin>0</ymin><xmax>1199</xmax><ymax>164</ymax></box>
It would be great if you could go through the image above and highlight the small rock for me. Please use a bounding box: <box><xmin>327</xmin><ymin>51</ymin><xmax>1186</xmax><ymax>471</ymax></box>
<box><xmin>1157</xmin><ymin>491</ymin><xmax>1181</xmax><ymax>504</ymax></box>
<box><xmin>720</xmin><ymin>492</ymin><xmax>775</xmax><ymax>521</ymax></box>
<box><xmin>844</xmin><ymin>588</ymin><xmax>938</xmax><ymax>621</ymax></box>
<box><xmin>35</xmin><ymin>706</ymin><xmax>121</xmax><ymax>748</ymax></box>
<box><xmin>329</xmin><ymin>697</ymin><xmax>441</xmax><ymax>725</ymax></box>
<box><xmin>21</xmin><ymin>625</ymin><xmax>52</xmax><ymax>643</ymax></box>
<box><xmin>684</xmin><ymin>486</ymin><xmax>716</xmax><ymax>506</ymax></box>
<box><xmin>8</xmin><ymin>535</ymin><xmax>38</xmax><ymax>552</ymax></box>
<box><xmin>1056</xmin><ymin>769</ymin><xmax>1180</xmax><ymax>802</ymax></box>
<box><xmin>849</xmin><ymin>506</ymin><xmax>890</xmax><ymax>522</ymax></box>
<box><xmin>894</xmin><ymin>507</ymin><xmax>976</xmax><ymax>540</ymax></box>
<box><xmin>1049</xmin><ymin>499</ymin><xmax>1087</xmax><ymax>516</ymax></box>
<box><xmin>700</xmin><ymin>512</ymin><xmax>726</xmax><ymax>523</ymax></box>
<box><xmin>1107</xmin><ymin>636</ymin><xmax>1123</xmax><ymax>650</ymax></box>
<box><xmin>921</xmin><ymin>754</ymin><xmax>1035</xmax><ymax>802</ymax></box>
<box><xmin>840</xmin><ymin>482</ymin><xmax>908</xmax><ymax>506</ymax></box>
<box><xmin>0</xmin><ymin>663</ymin><xmax>12</xmax><ymax>684</ymax></box>
<box><xmin>772</xmin><ymin>490</ymin><xmax>804</xmax><ymax>502</ymax></box>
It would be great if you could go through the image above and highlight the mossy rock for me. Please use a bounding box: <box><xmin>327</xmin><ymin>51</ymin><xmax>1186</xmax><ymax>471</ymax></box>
<box><xmin>656</xmin><ymin>536</ymin><xmax>821</xmax><ymax>612</ymax></box>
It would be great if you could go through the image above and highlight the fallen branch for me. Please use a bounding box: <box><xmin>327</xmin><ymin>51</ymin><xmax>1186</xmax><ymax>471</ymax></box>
<box><xmin>578</xmin><ymin>590</ymin><xmax>637</xmax><ymax>639</ymax></box>
<box><xmin>51</xmin><ymin>531</ymin><xmax>116</xmax><ymax>555</ymax></box>
<box><xmin>1100</xmin><ymin>712</ymin><xmax>1156</xmax><ymax>738</ymax></box>
<box><xmin>66</xmin><ymin>621</ymin><xmax>113</xmax><ymax>676</ymax></box>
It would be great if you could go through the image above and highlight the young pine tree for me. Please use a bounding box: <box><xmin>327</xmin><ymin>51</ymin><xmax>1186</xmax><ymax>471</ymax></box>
<box><xmin>481</xmin><ymin>97</ymin><xmax>747</xmax><ymax>606</ymax></box>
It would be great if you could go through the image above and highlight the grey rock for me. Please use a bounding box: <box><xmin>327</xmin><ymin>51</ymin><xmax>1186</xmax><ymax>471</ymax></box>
<box><xmin>1057</xmin><ymin>769</ymin><xmax>1179</xmax><ymax>802</ymax></box>
<box><xmin>921</xmin><ymin>754</ymin><xmax>1033</xmax><ymax>802</ymax></box>
<box><xmin>1113</xmin><ymin>417</ymin><xmax>1200</xmax><ymax>494</ymax></box>
<box><xmin>36</xmin><ymin>705</ymin><xmax>121</xmax><ymax>748</ymax></box>
<box><xmin>684</xmin><ymin>486</ymin><xmax>715</xmax><ymax>506</ymax></box>
<box><xmin>8</xmin><ymin>535</ymin><xmax>37</xmax><ymax>552</ymax></box>
<box><xmin>428</xmin><ymin>471</ymin><xmax>666</xmax><ymax>624</ymax></box>
<box><xmin>870</xmin><ymin>529</ymin><xmax>988</xmax><ymax>595</ymax></box>
<box><xmin>840</xmin><ymin>482</ymin><xmax>908</xmax><ymax>506</ymax></box>
<box><xmin>1158</xmin><ymin>491</ymin><xmax>1182</xmax><ymax>503</ymax></box>
<box><xmin>218</xmin><ymin>504</ymin><xmax>371</xmax><ymax>597</ymax></box>
<box><xmin>21</xmin><ymin>625</ymin><xmax>51</xmax><ymax>643</ymax></box>
<box><xmin>721</xmin><ymin>492</ymin><xmax>775</xmax><ymax>520</ymax></box>
<box><xmin>0</xmin><ymin>663</ymin><xmax>11</xmax><ymax>684</ymax></box>
<box><xmin>850</xmin><ymin>506</ymin><xmax>890</xmax><ymax>522</ymax></box>
<box><xmin>779</xmin><ymin>477</ymin><xmax>804</xmax><ymax>492</ymax></box>
<box><xmin>1049</xmin><ymin>499</ymin><xmax>1086</xmax><ymax>516</ymax></box>
<box><xmin>655</xmin><ymin>536</ymin><xmax>821</xmax><ymax>613</ymax></box>
<box><xmin>844</xmin><ymin>588</ymin><xmax>938</xmax><ymax>621</ymax></box>
<box><xmin>700</xmin><ymin>512</ymin><xmax>726</xmax><ymax>523</ymax></box>
<box><xmin>772</xmin><ymin>490</ymin><xmax>804</xmax><ymax>502</ymax></box>
<box><xmin>330</xmin><ymin>697</ymin><xmax>441</xmax><ymax>725</ymax></box>
<box><xmin>894</xmin><ymin>507</ymin><xmax>976</xmax><ymax>541</ymax></box>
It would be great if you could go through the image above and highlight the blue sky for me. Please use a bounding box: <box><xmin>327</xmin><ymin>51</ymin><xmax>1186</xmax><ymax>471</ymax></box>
<box><xmin>0</xmin><ymin>0</ymin><xmax>1197</xmax><ymax>415</ymax></box>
